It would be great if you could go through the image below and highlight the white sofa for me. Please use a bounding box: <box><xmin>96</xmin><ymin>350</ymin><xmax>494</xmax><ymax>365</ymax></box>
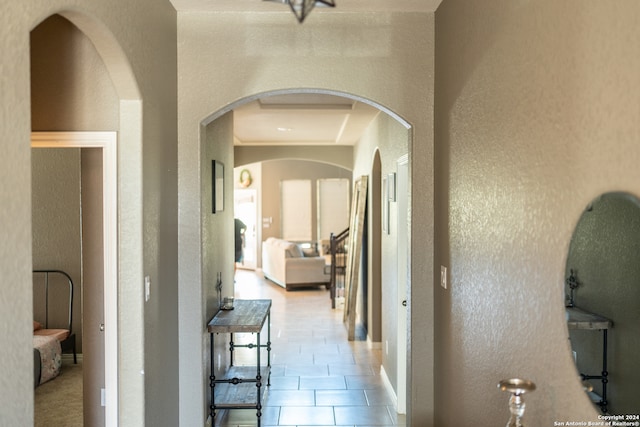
<box><xmin>261</xmin><ymin>237</ymin><xmax>330</xmax><ymax>291</ymax></box>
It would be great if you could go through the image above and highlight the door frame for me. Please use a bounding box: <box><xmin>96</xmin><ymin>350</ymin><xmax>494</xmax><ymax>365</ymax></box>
<box><xmin>233</xmin><ymin>188</ymin><xmax>258</xmax><ymax>270</ymax></box>
<box><xmin>31</xmin><ymin>131</ymin><xmax>118</xmax><ymax>426</ymax></box>
<box><xmin>396</xmin><ymin>154</ymin><xmax>409</xmax><ymax>414</ymax></box>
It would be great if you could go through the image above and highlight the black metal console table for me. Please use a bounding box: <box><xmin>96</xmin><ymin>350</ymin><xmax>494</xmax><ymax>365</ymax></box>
<box><xmin>208</xmin><ymin>299</ymin><xmax>272</xmax><ymax>426</ymax></box>
<box><xmin>566</xmin><ymin>306</ymin><xmax>613</xmax><ymax>413</ymax></box>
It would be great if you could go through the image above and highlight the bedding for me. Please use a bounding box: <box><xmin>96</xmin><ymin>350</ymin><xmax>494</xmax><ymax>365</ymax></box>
<box><xmin>33</xmin><ymin>334</ymin><xmax>62</xmax><ymax>385</ymax></box>
<box><xmin>32</xmin><ymin>269</ymin><xmax>77</xmax><ymax>387</ymax></box>
<box><xmin>34</xmin><ymin>328</ymin><xmax>70</xmax><ymax>341</ymax></box>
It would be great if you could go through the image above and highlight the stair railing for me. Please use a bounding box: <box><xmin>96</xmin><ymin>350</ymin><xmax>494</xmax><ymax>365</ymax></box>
<box><xmin>329</xmin><ymin>227</ymin><xmax>349</xmax><ymax>309</ymax></box>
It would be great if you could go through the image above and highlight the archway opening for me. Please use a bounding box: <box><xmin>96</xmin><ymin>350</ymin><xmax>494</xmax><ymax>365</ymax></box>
<box><xmin>195</xmin><ymin>88</ymin><xmax>413</xmax><ymax>419</ymax></box>
<box><xmin>30</xmin><ymin>12</ymin><xmax>142</xmax><ymax>427</ymax></box>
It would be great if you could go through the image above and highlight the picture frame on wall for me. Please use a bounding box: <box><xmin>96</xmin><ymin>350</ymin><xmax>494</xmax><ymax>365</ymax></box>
<box><xmin>212</xmin><ymin>160</ymin><xmax>224</xmax><ymax>213</ymax></box>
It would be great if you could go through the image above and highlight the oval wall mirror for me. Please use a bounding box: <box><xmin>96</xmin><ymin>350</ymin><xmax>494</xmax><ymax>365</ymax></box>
<box><xmin>565</xmin><ymin>191</ymin><xmax>640</xmax><ymax>415</ymax></box>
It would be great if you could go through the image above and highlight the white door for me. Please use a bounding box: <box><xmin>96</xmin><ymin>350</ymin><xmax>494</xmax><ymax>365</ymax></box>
<box><xmin>396</xmin><ymin>155</ymin><xmax>408</xmax><ymax>414</ymax></box>
<box><xmin>81</xmin><ymin>148</ymin><xmax>106</xmax><ymax>427</ymax></box>
<box><xmin>234</xmin><ymin>189</ymin><xmax>258</xmax><ymax>270</ymax></box>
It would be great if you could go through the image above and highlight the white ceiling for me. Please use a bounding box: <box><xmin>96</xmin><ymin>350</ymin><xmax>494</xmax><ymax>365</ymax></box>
<box><xmin>170</xmin><ymin>0</ymin><xmax>442</xmax><ymax>13</ymax></box>
<box><xmin>170</xmin><ymin>0</ymin><xmax>442</xmax><ymax>146</ymax></box>
<box><xmin>233</xmin><ymin>94</ymin><xmax>381</xmax><ymax>146</ymax></box>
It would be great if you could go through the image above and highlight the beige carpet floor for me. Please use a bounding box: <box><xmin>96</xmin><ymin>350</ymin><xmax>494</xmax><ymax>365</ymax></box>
<box><xmin>35</xmin><ymin>358</ymin><xmax>83</xmax><ymax>427</ymax></box>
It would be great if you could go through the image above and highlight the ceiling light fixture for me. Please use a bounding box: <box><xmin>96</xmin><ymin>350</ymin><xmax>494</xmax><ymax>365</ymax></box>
<box><xmin>264</xmin><ymin>0</ymin><xmax>336</xmax><ymax>23</ymax></box>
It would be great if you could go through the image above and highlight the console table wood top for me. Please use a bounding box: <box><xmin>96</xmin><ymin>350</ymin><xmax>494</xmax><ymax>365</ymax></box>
<box><xmin>208</xmin><ymin>299</ymin><xmax>272</xmax><ymax>334</ymax></box>
<box><xmin>566</xmin><ymin>306</ymin><xmax>612</xmax><ymax>330</ymax></box>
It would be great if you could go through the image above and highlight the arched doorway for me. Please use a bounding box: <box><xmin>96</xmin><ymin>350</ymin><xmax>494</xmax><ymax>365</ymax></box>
<box><xmin>180</xmin><ymin>88</ymin><xmax>416</xmax><ymax>424</ymax></box>
<box><xmin>30</xmin><ymin>12</ymin><xmax>142</xmax><ymax>427</ymax></box>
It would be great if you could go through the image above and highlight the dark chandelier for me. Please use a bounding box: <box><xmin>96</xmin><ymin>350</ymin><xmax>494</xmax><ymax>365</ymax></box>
<box><xmin>264</xmin><ymin>0</ymin><xmax>336</xmax><ymax>23</ymax></box>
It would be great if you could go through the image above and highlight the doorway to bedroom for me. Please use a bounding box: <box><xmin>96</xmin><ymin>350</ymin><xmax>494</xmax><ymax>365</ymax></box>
<box><xmin>31</xmin><ymin>132</ymin><xmax>118</xmax><ymax>427</ymax></box>
<box><xmin>30</xmin><ymin>10</ymin><xmax>143</xmax><ymax>427</ymax></box>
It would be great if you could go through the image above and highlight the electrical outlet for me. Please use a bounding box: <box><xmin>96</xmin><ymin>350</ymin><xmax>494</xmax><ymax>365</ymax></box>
<box><xmin>440</xmin><ymin>266</ymin><xmax>448</xmax><ymax>289</ymax></box>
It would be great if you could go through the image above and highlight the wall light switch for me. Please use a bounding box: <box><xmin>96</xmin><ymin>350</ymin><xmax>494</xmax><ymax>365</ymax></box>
<box><xmin>144</xmin><ymin>276</ymin><xmax>151</xmax><ymax>302</ymax></box>
<box><xmin>440</xmin><ymin>266</ymin><xmax>448</xmax><ymax>289</ymax></box>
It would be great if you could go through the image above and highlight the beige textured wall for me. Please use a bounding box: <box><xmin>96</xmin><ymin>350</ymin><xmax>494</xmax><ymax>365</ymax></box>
<box><xmin>435</xmin><ymin>0</ymin><xmax>640</xmax><ymax>424</ymax></box>
<box><xmin>177</xmin><ymin>10</ymin><xmax>435</xmax><ymax>425</ymax></box>
<box><xmin>352</xmin><ymin>112</ymin><xmax>410</xmax><ymax>397</ymax></box>
<box><xmin>202</xmin><ymin>112</ymin><xmax>235</xmax><ymax>404</ymax></box>
<box><xmin>31</xmin><ymin>149</ymin><xmax>83</xmax><ymax>352</ymax></box>
<box><xmin>0</xmin><ymin>1</ymin><xmax>177</xmax><ymax>426</ymax></box>
<box><xmin>30</xmin><ymin>15</ymin><xmax>119</xmax><ymax>131</ymax></box>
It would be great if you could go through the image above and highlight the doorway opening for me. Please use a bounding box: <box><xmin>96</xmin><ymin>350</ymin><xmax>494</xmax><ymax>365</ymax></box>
<box><xmin>31</xmin><ymin>132</ymin><xmax>117</xmax><ymax>426</ymax></box>
<box><xmin>210</xmin><ymin>89</ymin><xmax>409</xmax><ymax>412</ymax></box>
<box><xmin>234</xmin><ymin>188</ymin><xmax>259</xmax><ymax>271</ymax></box>
<box><xmin>181</xmin><ymin>88</ymin><xmax>417</xmax><ymax>425</ymax></box>
<box><xmin>30</xmin><ymin>9</ymin><xmax>143</xmax><ymax>425</ymax></box>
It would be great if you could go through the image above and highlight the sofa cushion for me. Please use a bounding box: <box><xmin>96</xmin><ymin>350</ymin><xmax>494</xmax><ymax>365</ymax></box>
<box><xmin>285</xmin><ymin>243</ymin><xmax>304</xmax><ymax>258</ymax></box>
<box><xmin>301</xmin><ymin>246</ymin><xmax>318</xmax><ymax>257</ymax></box>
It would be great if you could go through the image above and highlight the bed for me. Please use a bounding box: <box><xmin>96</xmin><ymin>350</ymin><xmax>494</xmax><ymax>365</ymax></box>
<box><xmin>33</xmin><ymin>269</ymin><xmax>77</xmax><ymax>387</ymax></box>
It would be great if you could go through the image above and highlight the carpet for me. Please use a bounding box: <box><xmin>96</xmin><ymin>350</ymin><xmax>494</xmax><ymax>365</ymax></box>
<box><xmin>35</xmin><ymin>358</ymin><xmax>83</xmax><ymax>427</ymax></box>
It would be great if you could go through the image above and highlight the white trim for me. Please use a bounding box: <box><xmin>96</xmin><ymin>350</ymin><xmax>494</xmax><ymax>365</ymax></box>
<box><xmin>396</xmin><ymin>154</ymin><xmax>409</xmax><ymax>414</ymax></box>
<box><xmin>379</xmin><ymin>364</ymin><xmax>399</xmax><ymax>411</ymax></box>
<box><xmin>31</xmin><ymin>131</ymin><xmax>118</xmax><ymax>427</ymax></box>
<box><xmin>62</xmin><ymin>353</ymin><xmax>84</xmax><ymax>363</ymax></box>
<box><xmin>365</xmin><ymin>336</ymin><xmax>383</xmax><ymax>350</ymax></box>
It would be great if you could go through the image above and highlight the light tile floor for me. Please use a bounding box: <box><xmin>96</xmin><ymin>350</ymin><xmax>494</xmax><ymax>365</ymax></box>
<box><xmin>213</xmin><ymin>269</ymin><xmax>406</xmax><ymax>427</ymax></box>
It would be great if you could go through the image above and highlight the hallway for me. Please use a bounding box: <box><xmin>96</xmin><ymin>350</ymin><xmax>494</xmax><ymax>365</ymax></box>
<box><xmin>214</xmin><ymin>269</ymin><xmax>405</xmax><ymax>427</ymax></box>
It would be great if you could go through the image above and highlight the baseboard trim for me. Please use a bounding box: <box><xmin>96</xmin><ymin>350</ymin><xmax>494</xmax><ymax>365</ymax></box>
<box><xmin>62</xmin><ymin>353</ymin><xmax>83</xmax><ymax>362</ymax></box>
<box><xmin>366</xmin><ymin>336</ymin><xmax>382</xmax><ymax>350</ymax></box>
<box><xmin>379</xmin><ymin>364</ymin><xmax>398</xmax><ymax>411</ymax></box>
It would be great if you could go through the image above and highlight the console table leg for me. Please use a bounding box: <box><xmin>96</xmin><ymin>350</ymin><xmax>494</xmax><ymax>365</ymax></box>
<box><xmin>600</xmin><ymin>329</ymin><xmax>609</xmax><ymax>413</ymax></box>
<box><xmin>267</xmin><ymin>311</ymin><xmax>272</xmax><ymax>386</ymax></box>
<box><xmin>209</xmin><ymin>332</ymin><xmax>216</xmax><ymax>418</ymax></box>
<box><xmin>229</xmin><ymin>332</ymin><xmax>234</xmax><ymax>367</ymax></box>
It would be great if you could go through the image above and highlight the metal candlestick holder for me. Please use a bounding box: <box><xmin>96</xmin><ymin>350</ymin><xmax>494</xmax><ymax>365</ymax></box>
<box><xmin>215</xmin><ymin>272</ymin><xmax>222</xmax><ymax>309</ymax></box>
<box><xmin>566</xmin><ymin>269</ymin><xmax>580</xmax><ymax>307</ymax></box>
<box><xmin>498</xmin><ymin>378</ymin><xmax>536</xmax><ymax>427</ymax></box>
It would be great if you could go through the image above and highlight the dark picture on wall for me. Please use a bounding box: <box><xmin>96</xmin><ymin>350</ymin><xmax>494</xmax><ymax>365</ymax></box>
<box><xmin>212</xmin><ymin>160</ymin><xmax>224</xmax><ymax>213</ymax></box>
